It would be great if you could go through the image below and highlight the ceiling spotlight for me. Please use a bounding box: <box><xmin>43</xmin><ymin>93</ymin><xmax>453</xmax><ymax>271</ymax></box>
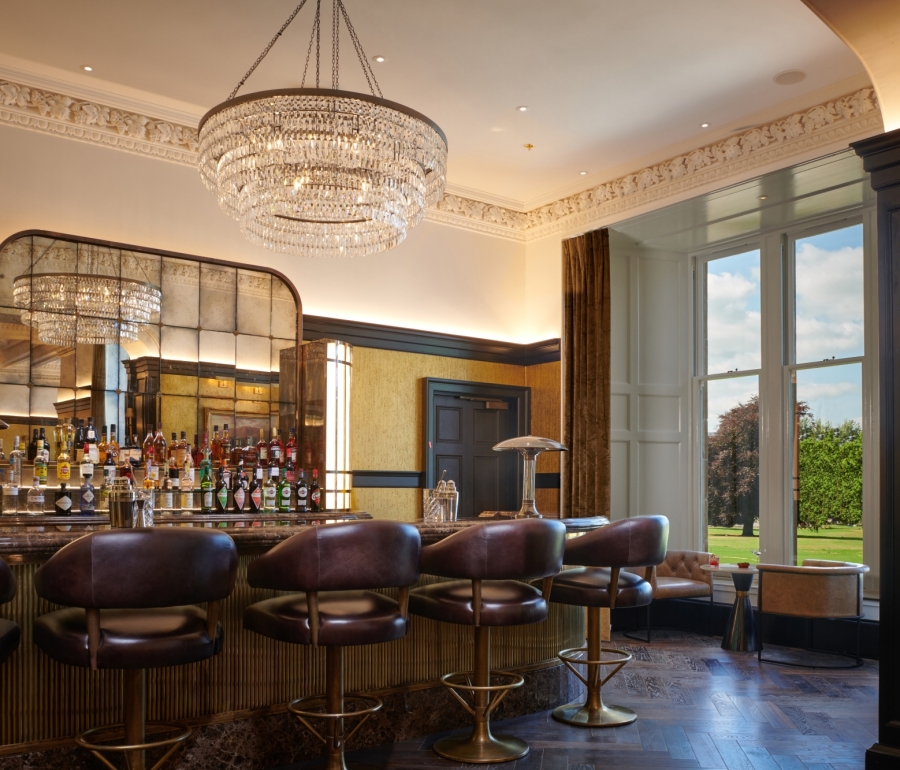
<box><xmin>700</xmin><ymin>122</ymin><xmax>710</xmax><ymax>128</ymax></box>
<box><xmin>758</xmin><ymin>195</ymin><xmax>768</xmax><ymax>200</ymax></box>
<box><xmin>372</xmin><ymin>55</ymin><xmax>386</xmax><ymax>63</ymax></box>
<box><xmin>82</xmin><ymin>65</ymin><xmax>93</xmax><ymax>72</ymax></box>
<box><xmin>517</xmin><ymin>105</ymin><xmax>528</xmax><ymax>112</ymax></box>
<box><xmin>580</xmin><ymin>171</ymin><xmax>588</xmax><ymax>175</ymax></box>
<box><xmin>774</xmin><ymin>70</ymin><xmax>806</xmax><ymax>86</ymax></box>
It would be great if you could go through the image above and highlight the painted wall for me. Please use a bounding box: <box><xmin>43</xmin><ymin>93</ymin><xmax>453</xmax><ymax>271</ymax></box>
<box><xmin>0</xmin><ymin>124</ymin><xmax>530</xmax><ymax>343</ymax></box>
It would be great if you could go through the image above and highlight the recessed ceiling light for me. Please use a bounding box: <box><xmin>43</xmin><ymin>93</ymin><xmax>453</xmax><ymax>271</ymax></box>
<box><xmin>372</xmin><ymin>55</ymin><xmax>386</xmax><ymax>63</ymax></box>
<box><xmin>517</xmin><ymin>105</ymin><xmax>528</xmax><ymax>112</ymax></box>
<box><xmin>774</xmin><ymin>70</ymin><xmax>806</xmax><ymax>86</ymax></box>
<box><xmin>758</xmin><ymin>195</ymin><xmax>768</xmax><ymax>200</ymax></box>
<box><xmin>82</xmin><ymin>65</ymin><xmax>93</xmax><ymax>72</ymax></box>
<box><xmin>700</xmin><ymin>122</ymin><xmax>710</xmax><ymax>128</ymax></box>
<box><xmin>580</xmin><ymin>171</ymin><xmax>588</xmax><ymax>175</ymax></box>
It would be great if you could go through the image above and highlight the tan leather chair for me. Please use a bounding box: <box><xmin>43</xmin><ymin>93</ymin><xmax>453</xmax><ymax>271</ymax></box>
<box><xmin>625</xmin><ymin>550</ymin><xmax>714</xmax><ymax>642</ymax></box>
<box><xmin>757</xmin><ymin>559</ymin><xmax>869</xmax><ymax>668</ymax></box>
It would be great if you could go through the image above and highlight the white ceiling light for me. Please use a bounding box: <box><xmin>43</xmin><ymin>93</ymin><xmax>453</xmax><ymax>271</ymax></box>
<box><xmin>579</xmin><ymin>171</ymin><xmax>588</xmax><ymax>175</ymax></box>
<box><xmin>517</xmin><ymin>105</ymin><xmax>528</xmax><ymax>112</ymax></box>
<box><xmin>372</xmin><ymin>55</ymin><xmax>386</xmax><ymax>63</ymax></box>
<box><xmin>700</xmin><ymin>122</ymin><xmax>710</xmax><ymax>128</ymax></box>
<box><xmin>774</xmin><ymin>70</ymin><xmax>806</xmax><ymax>85</ymax></box>
<box><xmin>82</xmin><ymin>65</ymin><xmax>93</xmax><ymax>72</ymax></box>
<box><xmin>198</xmin><ymin>0</ymin><xmax>447</xmax><ymax>258</ymax></box>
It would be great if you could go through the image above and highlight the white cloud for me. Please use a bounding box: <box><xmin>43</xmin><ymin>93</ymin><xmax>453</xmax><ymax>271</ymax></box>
<box><xmin>705</xmin><ymin>377</ymin><xmax>757</xmax><ymax>433</ymax></box>
<box><xmin>706</xmin><ymin>271</ymin><xmax>760</xmax><ymax>373</ymax></box>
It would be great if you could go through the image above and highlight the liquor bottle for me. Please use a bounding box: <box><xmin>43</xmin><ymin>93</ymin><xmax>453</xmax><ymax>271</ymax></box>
<box><xmin>277</xmin><ymin>468</ymin><xmax>291</xmax><ymax>513</ymax></box>
<box><xmin>52</xmin><ymin>420</ymin><xmax>62</xmax><ymax>461</ymax></box>
<box><xmin>131</xmin><ymin>434</ymin><xmax>142</xmax><ymax>468</ymax></box>
<box><xmin>101</xmin><ymin>450</ymin><xmax>117</xmax><ymax>501</ymax></box>
<box><xmin>309</xmin><ymin>468</ymin><xmax>321</xmax><ymax>512</ymax></box>
<box><xmin>142</xmin><ymin>458</ymin><xmax>155</xmax><ymax>492</ymax></box>
<box><xmin>66</xmin><ymin>419</ymin><xmax>75</xmax><ymax>457</ymax></box>
<box><xmin>232</xmin><ymin>461</ymin><xmax>247</xmax><ymax>514</ymax></box>
<box><xmin>214</xmin><ymin>463</ymin><xmax>228</xmax><ymax>513</ymax></box>
<box><xmin>176</xmin><ymin>431</ymin><xmax>188</xmax><ymax>468</ymax></box>
<box><xmin>163</xmin><ymin>469</ymin><xmax>178</xmax><ymax>511</ymax></box>
<box><xmin>98</xmin><ymin>425</ymin><xmax>109</xmax><ymax>464</ymax></box>
<box><xmin>57</xmin><ymin>441</ymin><xmax>72</xmax><ymax>485</ymax></box>
<box><xmin>142</xmin><ymin>429</ymin><xmax>154</xmax><ymax>467</ymax></box>
<box><xmin>180</xmin><ymin>461</ymin><xmax>194</xmax><ymax>511</ymax></box>
<box><xmin>257</xmin><ymin>428</ymin><xmax>269</xmax><ymax>466</ymax></box>
<box><xmin>54</xmin><ymin>483</ymin><xmax>73</xmax><ymax>516</ymax></box>
<box><xmin>168</xmin><ymin>432</ymin><xmax>179</xmax><ymax>472</ymax></box>
<box><xmin>107</xmin><ymin>424</ymin><xmax>120</xmax><ymax>467</ymax></box>
<box><xmin>199</xmin><ymin>444</ymin><xmax>212</xmax><ymax>482</ymax></box>
<box><xmin>74</xmin><ymin>419</ymin><xmax>85</xmax><ymax>462</ymax></box>
<box><xmin>119</xmin><ymin>458</ymin><xmax>135</xmax><ymax>487</ymax></box>
<box><xmin>286</xmin><ymin>428</ymin><xmax>298</xmax><ymax>465</ymax></box>
<box><xmin>85</xmin><ymin>419</ymin><xmax>99</xmax><ymax>464</ymax></box>
<box><xmin>284</xmin><ymin>449</ymin><xmax>296</xmax><ymax>487</ymax></box>
<box><xmin>269</xmin><ymin>428</ymin><xmax>284</xmax><ymax>468</ymax></box>
<box><xmin>221</xmin><ymin>424</ymin><xmax>232</xmax><ymax>465</ymax></box>
<box><xmin>296</xmin><ymin>468</ymin><xmax>308</xmax><ymax>513</ymax></box>
<box><xmin>231</xmin><ymin>436</ymin><xmax>244</xmax><ymax>467</ymax></box>
<box><xmin>79</xmin><ymin>472</ymin><xmax>95</xmax><ymax>515</ymax></box>
<box><xmin>6</xmin><ymin>437</ymin><xmax>22</xmax><ymax>514</ymax></box>
<box><xmin>200</xmin><ymin>458</ymin><xmax>214</xmax><ymax>513</ymax></box>
<box><xmin>247</xmin><ymin>465</ymin><xmax>263</xmax><ymax>514</ymax></box>
<box><xmin>3</xmin><ymin>469</ymin><xmax>18</xmax><ymax>514</ymax></box>
<box><xmin>152</xmin><ymin>425</ymin><xmax>167</xmax><ymax>472</ymax></box>
<box><xmin>0</xmin><ymin>438</ymin><xmax>6</xmax><ymax>463</ymax></box>
<box><xmin>26</xmin><ymin>476</ymin><xmax>44</xmax><ymax>514</ymax></box>
<box><xmin>263</xmin><ymin>466</ymin><xmax>278</xmax><ymax>513</ymax></box>
<box><xmin>79</xmin><ymin>446</ymin><xmax>94</xmax><ymax>483</ymax></box>
<box><xmin>243</xmin><ymin>437</ymin><xmax>258</xmax><ymax>472</ymax></box>
<box><xmin>192</xmin><ymin>433</ymin><xmax>204</xmax><ymax>467</ymax></box>
<box><xmin>211</xmin><ymin>426</ymin><xmax>221</xmax><ymax>463</ymax></box>
<box><xmin>27</xmin><ymin>429</ymin><xmax>38</xmax><ymax>463</ymax></box>
<box><xmin>34</xmin><ymin>438</ymin><xmax>49</xmax><ymax>485</ymax></box>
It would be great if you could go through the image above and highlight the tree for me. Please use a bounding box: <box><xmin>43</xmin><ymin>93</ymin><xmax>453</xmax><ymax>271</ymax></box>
<box><xmin>797</xmin><ymin>417</ymin><xmax>862</xmax><ymax>530</ymax></box>
<box><xmin>707</xmin><ymin>395</ymin><xmax>759</xmax><ymax>536</ymax></box>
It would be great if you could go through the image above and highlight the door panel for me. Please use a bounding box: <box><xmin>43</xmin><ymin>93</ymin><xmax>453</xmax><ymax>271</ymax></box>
<box><xmin>437</xmin><ymin>406</ymin><xmax>462</xmax><ymax>442</ymax></box>
<box><xmin>473</xmin><ymin>408</ymin><xmax>500</xmax><ymax>444</ymax></box>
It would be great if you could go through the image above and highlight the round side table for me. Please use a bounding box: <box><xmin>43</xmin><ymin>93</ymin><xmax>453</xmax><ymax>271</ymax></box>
<box><xmin>700</xmin><ymin>564</ymin><xmax>759</xmax><ymax>652</ymax></box>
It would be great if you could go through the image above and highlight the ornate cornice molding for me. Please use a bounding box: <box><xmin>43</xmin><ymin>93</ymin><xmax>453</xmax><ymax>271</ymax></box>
<box><xmin>0</xmin><ymin>76</ymin><xmax>882</xmax><ymax>242</ymax></box>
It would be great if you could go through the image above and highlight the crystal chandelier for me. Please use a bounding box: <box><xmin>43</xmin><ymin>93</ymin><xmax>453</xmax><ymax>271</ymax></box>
<box><xmin>13</xmin><ymin>272</ymin><xmax>161</xmax><ymax>346</ymax></box>
<box><xmin>198</xmin><ymin>0</ymin><xmax>447</xmax><ymax>258</ymax></box>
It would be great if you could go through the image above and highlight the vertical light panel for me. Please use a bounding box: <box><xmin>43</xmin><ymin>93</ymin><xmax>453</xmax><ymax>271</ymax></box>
<box><xmin>324</xmin><ymin>340</ymin><xmax>352</xmax><ymax>511</ymax></box>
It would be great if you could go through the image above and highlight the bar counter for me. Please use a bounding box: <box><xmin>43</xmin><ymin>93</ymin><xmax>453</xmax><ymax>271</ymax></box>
<box><xmin>0</xmin><ymin>515</ymin><xmax>607</xmax><ymax>767</ymax></box>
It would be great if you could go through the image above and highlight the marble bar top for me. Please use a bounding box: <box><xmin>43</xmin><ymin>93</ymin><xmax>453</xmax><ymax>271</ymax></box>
<box><xmin>0</xmin><ymin>514</ymin><xmax>610</xmax><ymax>562</ymax></box>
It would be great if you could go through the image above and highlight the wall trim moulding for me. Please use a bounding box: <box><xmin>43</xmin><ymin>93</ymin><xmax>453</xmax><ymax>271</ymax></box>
<box><xmin>0</xmin><ymin>74</ymin><xmax>882</xmax><ymax>242</ymax></box>
<box><xmin>303</xmin><ymin>314</ymin><xmax>560</xmax><ymax>365</ymax></box>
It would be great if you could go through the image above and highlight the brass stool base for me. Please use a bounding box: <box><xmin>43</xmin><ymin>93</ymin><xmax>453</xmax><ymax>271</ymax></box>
<box><xmin>76</xmin><ymin>721</ymin><xmax>192</xmax><ymax>770</ymax></box>
<box><xmin>433</xmin><ymin>733</ymin><xmax>529</xmax><ymax>764</ymax></box>
<box><xmin>552</xmin><ymin>700</ymin><xmax>637</xmax><ymax>727</ymax></box>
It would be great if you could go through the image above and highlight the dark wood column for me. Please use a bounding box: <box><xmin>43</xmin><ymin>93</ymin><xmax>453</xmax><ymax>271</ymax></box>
<box><xmin>854</xmin><ymin>128</ymin><xmax>900</xmax><ymax>770</ymax></box>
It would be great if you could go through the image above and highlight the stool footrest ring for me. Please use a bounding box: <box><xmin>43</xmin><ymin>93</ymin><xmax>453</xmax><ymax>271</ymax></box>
<box><xmin>439</xmin><ymin>669</ymin><xmax>524</xmax><ymax>719</ymax></box>
<box><xmin>76</xmin><ymin>722</ymin><xmax>191</xmax><ymax>770</ymax></box>
<box><xmin>288</xmin><ymin>693</ymin><xmax>383</xmax><ymax>746</ymax></box>
<box><xmin>558</xmin><ymin>646</ymin><xmax>632</xmax><ymax>689</ymax></box>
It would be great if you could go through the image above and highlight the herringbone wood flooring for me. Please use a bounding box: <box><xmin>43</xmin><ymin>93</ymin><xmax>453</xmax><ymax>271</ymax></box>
<box><xmin>286</xmin><ymin>630</ymin><xmax>878</xmax><ymax>770</ymax></box>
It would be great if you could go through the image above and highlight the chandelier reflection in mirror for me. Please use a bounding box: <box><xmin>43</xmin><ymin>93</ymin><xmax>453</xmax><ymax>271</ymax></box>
<box><xmin>13</xmin><ymin>247</ymin><xmax>161</xmax><ymax>346</ymax></box>
<box><xmin>198</xmin><ymin>0</ymin><xmax>447</xmax><ymax>258</ymax></box>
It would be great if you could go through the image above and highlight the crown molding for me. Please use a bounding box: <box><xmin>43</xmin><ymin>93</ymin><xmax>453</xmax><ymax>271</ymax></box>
<box><xmin>0</xmin><ymin>70</ymin><xmax>883</xmax><ymax>244</ymax></box>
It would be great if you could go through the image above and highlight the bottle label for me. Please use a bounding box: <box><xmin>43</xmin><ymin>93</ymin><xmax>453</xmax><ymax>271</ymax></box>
<box><xmin>223</xmin><ymin>470</ymin><xmax>232</xmax><ymax>487</ymax></box>
<box><xmin>185</xmin><ymin>468</ymin><xmax>195</xmax><ymax>483</ymax></box>
<box><xmin>76</xmin><ymin>447</ymin><xmax>84</xmax><ymax>462</ymax></box>
<box><xmin>58</xmin><ymin>460</ymin><xmax>71</xmax><ymax>482</ymax></box>
<box><xmin>233</xmin><ymin>487</ymin><xmax>245</xmax><ymax>509</ymax></box>
<box><xmin>203</xmin><ymin>490</ymin><xmax>214</xmax><ymax>509</ymax></box>
<box><xmin>311</xmin><ymin>489</ymin><xmax>321</xmax><ymax>506</ymax></box>
<box><xmin>89</xmin><ymin>446</ymin><xmax>100</xmax><ymax>464</ymax></box>
<box><xmin>256</xmin><ymin>468</ymin><xmax>264</xmax><ymax>480</ymax></box>
<box><xmin>82</xmin><ymin>489</ymin><xmax>94</xmax><ymax>504</ymax></box>
<box><xmin>290</xmin><ymin>448</ymin><xmax>297</xmax><ymax>463</ymax></box>
<box><xmin>216</xmin><ymin>487</ymin><xmax>228</xmax><ymax>508</ymax></box>
<box><xmin>269</xmin><ymin>466</ymin><xmax>279</xmax><ymax>477</ymax></box>
<box><xmin>80</xmin><ymin>462</ymin><xmax>94</xmax><ymax>478</ymax></box>
<box><xmin>298</xmin><ymin>487</ymin><xmax>308</xmax><ymax>500</ymax></box>
<box><xmin>103</xmin><ymin>466</ymin><xmax>115</xmax><ymax>483</ymax></box>
<box><xmin>280</xmin><ymin>486</ymin><xmax>291</xmax><ymax>502</ymax></box>
<box><xmin>56</xmin><ymin>496</ymin><xmax>72</xmax><ymax>512</ymax></box>
<box><xmin>182</xmin><ymin>491</ymin><xmax>193</xmax><ymax>509</ymax></box>
<box><xmin>259</xmin><ymin>447</ymin><xmax>268</xmax><ymax>460</ymax></box>
<box><xmin>163</xmin><ymin>492</ymin><xmax>173</xmax><ymax>509</ymax></box>
<box><xmin>150</xmin><ymin>465</ymin><xmax>160</xmax><ymax>481</ymax></box>
<box><xmin>251</xmin><ymin>487</ymin><xmax>262</xmax><ymax>508</ymax></box>
<box><xmin>286</xmin><ymin>469</ymin><xmax>295</xmax><ymax>484</ymax></box>
<box><xmin>265</xmin><ymin>487</ymin><xmax>277</xmax><ymax>504</ymax></box>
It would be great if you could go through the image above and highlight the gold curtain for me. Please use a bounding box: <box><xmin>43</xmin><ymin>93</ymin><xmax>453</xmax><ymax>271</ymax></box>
<box><xmin>562</xmin><ymin>228</ymin><xmax>611</xmax><ymax>518</ymax></box>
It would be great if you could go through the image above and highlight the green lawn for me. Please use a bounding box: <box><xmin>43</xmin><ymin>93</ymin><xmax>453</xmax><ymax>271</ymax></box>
<box><xmin>707</xmin><ymin>525</ymin><xmax>863</xmax><ymax>565</ymax></box>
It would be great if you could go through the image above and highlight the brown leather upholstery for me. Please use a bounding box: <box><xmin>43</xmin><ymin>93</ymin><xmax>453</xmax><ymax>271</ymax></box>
<box><xmin>549</xmin><ymin>516</ymin><xmax>669</xmax><ymax>609</ymax></box>
<box><xmin>757</xmin><ymin>560</ymin><xmax>868</xmax><ymax>619</ymax></box>
<box><xmin>33</xmin><ymin>530</ymin><xmax>238</xmax><ymax>670</ymax></box>
<box><xmin>244</xmin><ymin>521</ymin><xmax>421</xmax><ymax>647</ymax></box>
<box><xmin>653</xmin><ymin>550</ymin><xmax>712</xmax><ymax>600</ymax></box>
<box><xmin>0</xmin><ymin>557</ymin><xmax>19</xmax><ymax>665</ymax></box>
<box><xmin>409</xmin><ymin>519</ymin><xmax>566</xmax><ymax>627</ymax></box>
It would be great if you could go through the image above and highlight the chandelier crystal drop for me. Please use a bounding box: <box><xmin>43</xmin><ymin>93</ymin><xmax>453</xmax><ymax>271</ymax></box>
<box><xmin>13</xmin><ymin>272</ymin><xmax>161</xmax><ymax>346</ymax></box>
<box><xmin>198</xmin><ymin>0</ymin><xmax>447</xmax><ymax>258</ymax></box>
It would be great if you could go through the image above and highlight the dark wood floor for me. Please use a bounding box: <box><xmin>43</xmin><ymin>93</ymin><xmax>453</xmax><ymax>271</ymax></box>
<box><xmin>282</xmin><ymin>630</ymin><xmax>878</xmax><ymax>770</ymax></box>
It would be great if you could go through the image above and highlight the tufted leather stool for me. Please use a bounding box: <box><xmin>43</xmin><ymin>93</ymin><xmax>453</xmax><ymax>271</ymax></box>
<box><xmin>548</xmin><ymin>515</ymin><xmax>668</xmax><ymax>727</ymax></box>
<box><xmin>244</xmin><ymin>520</ymin><xmax>421</xmax><ymax>770</ymax></box>
<box><xmin>409</xmin><ymin>519</ymin><xmax>566</xmax><ymax>764</ymax></box>
<box><xmin>0</xmin><ymin>557</ymin><xmax>20</xmax><ymax>666</ymax></box>
<box><xmin>33</xmin><ymin>529</ymin><xmax>238</xmax><ymax>770</ymax></box>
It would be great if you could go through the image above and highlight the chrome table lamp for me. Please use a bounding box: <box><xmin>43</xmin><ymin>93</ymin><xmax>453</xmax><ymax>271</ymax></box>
<box><xmin>493</xmin><ymin>436</ymin><xmax>567</xmax><ymax>518</ymax></box>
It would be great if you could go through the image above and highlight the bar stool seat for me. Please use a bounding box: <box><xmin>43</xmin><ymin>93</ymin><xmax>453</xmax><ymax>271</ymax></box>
<box><xmin>548</xmin><ymin>568</ymin><xmax>652</xmax><ymax>608</ymax></box>
<box><xmin>245</xmin><ymin>590</ymin><xmax>406</xmax><ymax>646</ymax></box>
<box><xmin>0</xmin><ymin>557</ymin><xmax>19</xmax><ymax>666</ymax></box>
<box><xmin>34</xmin><ymin>605</ymin><xmax>223</xmax><ymax>670</ymax></box>
<box><xmin>410</xmin><ymin>579</ymin><xmax>548</xmax><ymax>626</ymax></box>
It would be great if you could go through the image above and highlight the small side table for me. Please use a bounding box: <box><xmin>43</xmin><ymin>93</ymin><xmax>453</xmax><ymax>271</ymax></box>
<box><xmin>700</xmin><ymin>564</ymin><xmax>759</xmax><ymax>652</ymax></box>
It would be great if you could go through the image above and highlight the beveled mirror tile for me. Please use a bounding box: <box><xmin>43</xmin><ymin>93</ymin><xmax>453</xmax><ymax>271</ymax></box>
<box><xmin>272</xmin><ymin>278</ymin><xmax>297</xmax><ymax>339</ymax></box>
<box><xmin>199</xmin><ymin>330</ymin><xmax>235</xmax><ymax>366</ymax></box>
<box><xmin>161</xmin><ymin>326</ymin><xmax>199</xmax><ymax>363</ymax></box>
<box><xmin>199</xmin><ymin>374</ymin><xmax>234</xmax><ymax>399</ymax></box>
<box><xmin>271</xmin><ymin>338</ymin><xmax>297</xmax><ymax>374</ymax></box>
<box><xmin>32</xmin><ymin>237</ymin><xmax>76</xmax><ymax>277</ymax></box>
<box><xmin>0</xmin><ymin>237</ymin><xmax>33</xmax><ymax>307</ymax></box>
<box><xmin>78</xmin><ymin>242</ymin><xmax>120</xmax><ymax>278</ymax></box>
<box><xmin>200</xmin><ymin>264</ymin><xmax>236</xmax><ymax>332</ymax></box>
<box><xmin>236</xmin><ymin>334</ymin><xmax>270</xmax><ymax>373</ymax></box>
<box><xmin>160</xmin><ymin>370</ymin><xmax>199</xmax><ymax>396</ymax></box>
<box><xmin>237</xmin><ymin>269</ymin><xmax>271</xmax><ymax>336</ymax></box>
<box><xmin>161</xmin><ymin>258</ymin><xmax>199</xmax><ymax>328</ymax></box>
<box><xmin>29</xmin><ymin>385</ymin><xmax>61</xmax><ymax>418</ymax></box>
<box><xmin>123</xmin><ymin>250</ymin><xmax>163</xmax><ymax>324</ymax></box>
<box><xmin>0</xmin><ymin>383</ymin><xmax>29</xmax><ymax>418</ymax></box>
<box><xmin>161</xmin><ymin>394</ymin><xmax>200</xmax><ymax>442</ymax></box>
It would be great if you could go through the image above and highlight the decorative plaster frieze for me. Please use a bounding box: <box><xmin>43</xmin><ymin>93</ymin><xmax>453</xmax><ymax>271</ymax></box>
<box><xmin>0</xmin><ymin>75</ymin><xmax>882</xmax><ymax>242</ymax></box>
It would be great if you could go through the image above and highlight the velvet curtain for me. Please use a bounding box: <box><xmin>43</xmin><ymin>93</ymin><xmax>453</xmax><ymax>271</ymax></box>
<box><xmin>562</xmin><ymin>227</ymin><xmax>611</xmax><ymax>518</ymax></box>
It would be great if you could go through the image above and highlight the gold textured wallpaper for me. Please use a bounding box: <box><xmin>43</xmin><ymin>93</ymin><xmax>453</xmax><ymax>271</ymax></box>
<box><xmin>349</xmin><ymin>348</ymin><xmax>560</xmax><ymax>521</ymax></box>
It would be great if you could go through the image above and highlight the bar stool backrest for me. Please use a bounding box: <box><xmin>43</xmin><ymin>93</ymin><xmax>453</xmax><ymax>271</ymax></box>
<box><xmin>0</xmin><ymin>557</ymin><xmax>15</xmax><ymax>605</ymax></box>
<box><xmin>420</xmin><ymin>519</ymin><xmax>566</xmax><ymax>580</ymax></box>
<box><xmin>248</xmin><ymin>520</ymin><xmax>421</xmax><ymax>591</ymax></box>
<box><xmin>34</xmin><ymin>529</ymin><xmax>238</xmax><ymax>608</ymax></box>
<box><xmin>565</xmin><ymin>516</ymin><xmax>669</xmax><ymax>570</ymax></box>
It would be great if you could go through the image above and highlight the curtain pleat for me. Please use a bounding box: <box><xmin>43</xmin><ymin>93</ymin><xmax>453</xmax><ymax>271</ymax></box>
<box><xmin>562</xmin><ymin>228</ymin><xmax>611</xmax><ymax>518</ymax></box>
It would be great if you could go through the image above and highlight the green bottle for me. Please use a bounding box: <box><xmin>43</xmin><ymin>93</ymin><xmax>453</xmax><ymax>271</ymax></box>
<box><xmin>277</xmin><ymin>467</ymin><xmax>291</xmax><ymax>514</ymax></box>
<box><xmin>200</xmin><ymin>450</ymin><xmax>214</xmax><ymax>513</ymax></box>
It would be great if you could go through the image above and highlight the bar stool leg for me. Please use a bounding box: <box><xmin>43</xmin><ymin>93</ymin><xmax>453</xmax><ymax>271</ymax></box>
<box><xmin>553</xmin><ymin>607</ymin><xmax>636</xmax><ymax>727</ymax></box>
<box><xmin>325</xmin><ymin>646</ymin><xmax>347</xmax><ymax>770</ymax></box>
<box><xmin>124</xmin><ymin>669</ymin><xmax>147</xmax><ymax>770</ymax></box>
<box><xmin>433</xmin><ymin>626</ymin><xmax>529</xmax><ymax>764</ymax></box>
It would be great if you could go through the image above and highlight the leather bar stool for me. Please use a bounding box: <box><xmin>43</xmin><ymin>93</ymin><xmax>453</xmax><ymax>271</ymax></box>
<box><xmin>548</xmin><ymin>515</ymin><xmax>668</xmax><ymax>727</ymax></box>
<box><xmin>33</xmin><ymin>529</ymin><xmax>238</xmax><ymax>770</ymax></box>
<box><xmin>0</xmin><ymin>557</ymin><xmax>20</xmax><ymax>666</ymax></box>
<box><xmin>244</xmin><ymin>520</ymin><xmax>421</xmax><ymax>770</ymax></box>
<box><xmin>409</xmin><ymin>519</ymin><xmax>566</xmax><ymax>764</ymax></box>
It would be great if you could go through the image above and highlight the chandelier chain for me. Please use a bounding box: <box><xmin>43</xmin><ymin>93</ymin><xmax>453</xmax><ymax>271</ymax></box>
<box><xmin>228</xmin><ymin>0</ymin><xmax>310</xmax><ymax>100</ymax></box>
<box><xmin>337</xmin><ymin>0</ymin><xmax>382</xmax><ymax>98</ymax></box>
<box><xmin>300</xmin><ymin>2</ymin><xmax>317</xmax><ymax>87</ymax></box>
<box><xmin>332</xmin><ymin>0</ymin><xmax>339</xmax><ymax>89</ymax></box>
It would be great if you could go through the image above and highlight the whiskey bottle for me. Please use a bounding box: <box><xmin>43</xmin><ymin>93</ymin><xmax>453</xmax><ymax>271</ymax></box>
<box><xmin>142</xmin><ymin>429</ymin><xmax>154</xmax><ymax>467</ymax></box>
<box><xmin>221</xmin><ymin>424</ymin><xmax>232</xmax><ymax>465</ymax></box>
<box><xmin>211</xmin><ymin>426</ymin><xmax>221</xmax><ymax>463</ymax></box>
<box><xmin>0</xmin><ymin>438</ymin><xmax>6</xmax><ymax>463</ymax></box>
<box><xmin>192</xmin><ymin>433</ymin><xmax>204</xmax><ymax>467</ymax></box>
<box><xmin>269</xmin><ymin>429</ymin><xmax>284</xmax><ymax>468</ymax></box>
<box><xmin>98</xmin><ymin>425</ymin><xmax>109</xmax><ymax>464</ymax></box>
<box><xmin>163</xmin><ymin>469</ymin><xmax>178</xmax><ymax>511</ymax></box>
<box><xmin>243</xmin><ymin>437</ymin><xmax>258</xmax><ymax>471</ymax></box>
<box><xmin>256</xmin><ymin>428</ymin><xmax>269</xmax><ymax>466</ymax></box>
<box><xmin>176</xmin><ymin>431</ymin><xmax>188</xmax><ymax>468</ymax></box>
<box><xmin>107</xmin><ymin>424</ymin><xmax>120</xmax><ymax>466</ymax></box>
<box><xmin>309</xmin><ymin>468</ymin><xmax>321</xmax><ymax>512</ymax></box>
<box><xmin>85</xmin><ymin>419</ymin><xmax>99</xmax><ymax>464</ymax></box>
<box><xmin>152</xmin><ymin>425</ymin><xmax>167</xmax><ymax>473</ymax></box>
<box><xmin>296</xmin><ymin>468</ymin><xmax>308</xmax><ymax>513</ymax></box>
<box><xmin>168</xmin><ymin>432</ymin><xmax>179</xmax><ymax>472</ymax></box>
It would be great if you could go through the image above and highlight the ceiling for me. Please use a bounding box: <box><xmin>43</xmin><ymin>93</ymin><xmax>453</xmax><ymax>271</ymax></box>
<box><xmin>0</xmin><ymin>0</ymin><xmax>866</xmax><ymax>207</ymax></box>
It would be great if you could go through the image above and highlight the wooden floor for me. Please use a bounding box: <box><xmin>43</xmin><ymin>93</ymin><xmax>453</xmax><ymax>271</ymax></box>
<box><xmin>280</xmin><ymin>630</ymin><xmax>878</xmax><ymax>770</ymax></box>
